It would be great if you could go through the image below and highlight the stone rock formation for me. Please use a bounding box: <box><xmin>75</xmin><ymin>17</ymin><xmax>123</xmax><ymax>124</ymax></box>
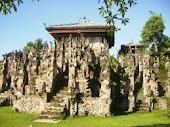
<box><xmin>0</xmin><ymin>21</ymin><xmax>169</xmax><ymax>120</ymax></box>
<box><xmin>0</xmin><ymin>22</ymin><xmax>114</xmax><ymax>119</ymax></box>
<box><xmin>117</xmin><ymin>41</ymin><xmax>168</xmax><ymax>112</ymax></box>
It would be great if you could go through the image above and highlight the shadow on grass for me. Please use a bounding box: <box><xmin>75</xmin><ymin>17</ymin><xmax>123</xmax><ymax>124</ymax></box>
<box><xmin>111</xmin><ymin>110</ymin><xmax>134</xmax><ymax>116</ymax></box>
<box><xmin>132</xmin><ymin>124</ymin><xmax>170</xmax><ymax>127</ymax></box>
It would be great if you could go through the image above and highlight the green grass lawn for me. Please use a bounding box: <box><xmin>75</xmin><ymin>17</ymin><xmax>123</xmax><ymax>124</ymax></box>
<box><xmin>0</xmin><ymin>107</ymin><xmax>170</xmax><ymax>127</ymax></box>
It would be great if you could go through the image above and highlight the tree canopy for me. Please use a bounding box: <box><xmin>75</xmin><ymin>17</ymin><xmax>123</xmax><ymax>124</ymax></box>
<box><xmin>140</xmin><ymin>12</ymin><xmax>170</xmax><ymax>69</ymax></box>
<box><xmin>1</xmin><ymin>0</ymin><xmax>136</xmax><ymax>28</ymax></box>
<box><xmin>0</xmin><ymin>0</ymin><xmax>39</xmax><ymax>15</ymax></box>
<box><xmin>23</xmin><ymin>38</ymin><xmax>43</xmax><ymax>53</ymax></box>
<box><xmin>23</xmin><ymin>41</ymin><xmax>34</xmax><ymax>53</ymax></box>
<box><xmin>98</xmin><ymin>0</ymin><xmax>136</xmax><ymax>27</ymax></box>
<box><xmin>0</xmin><ymin>0</ymin><xmax>23</xmax><ymax>15</ymax></box>
<box><xmin>140</xmin><ymin>12</ymin><xmax>165</xmax><ymax>49</ymax></box>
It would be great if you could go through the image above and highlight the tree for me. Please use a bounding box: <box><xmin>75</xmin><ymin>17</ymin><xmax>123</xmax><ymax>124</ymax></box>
<box><xmin>23</xmin><ymin>38</ymin><xmax>43</xmax><ymax>53</ymax></box>
<box><xmin>140</xmin><ymin>12</ymin><xmax>169</xmax><ymax>69</ymax></box>
<box><xmin>1</xmin><ymin>0</ymin><xmax>136</xmax><ymax>28</ymax></box>
<box><xmin>109</xmin><ymin>55</ymin><xmax>118</xmax><ymax>73</ymax></box>
<box><xmin>0</xmin><ymin>0</ymin><xmax>38</xmax><ymax>15</ymax></box>
<box><xmin>0</xmin><ymin>0</ymin><xmax>22</xmax><ymax>14</ymax></box>
<box><xmin>140</xmin><ymin>12</ymin><xmax>165</xmax><ymax>51</ymax></box>
<box><xmin>98</xmin><ymin>0</ymin><xmax>136</xmax><ymax>27</ymax></box>
<box><xmin>34</xmin><ymin>38</ymin><xmax>43</xmax><ymax>52</ymax></box>
<box><xmin>158</xmin><ymin>36</ymin><xmax>170</xmax><ymax>69</ymax></box>
<box><xmin>23</xmin><ymin>41</ymin><xmax>34</xmax><ymax>53</ymax></box>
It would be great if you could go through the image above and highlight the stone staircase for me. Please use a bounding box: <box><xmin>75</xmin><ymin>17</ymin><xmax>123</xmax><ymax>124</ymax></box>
<box><xmin>135</xmin><ymin>89</ymin><xmax>150</xmax><ymax>112</ymax></box>
<box><xmin>39</xmin><ymin>87</ymin><xmax>69</xmax><ymax>120</ymax></box>
<box><xmin>0</xmin><ymin>90</ymin><xmax>12</xmax><ymax>106</ymax></box>
<box><xmin>138</xmin><ymin>102</ymin><xmax>149</xmax><ymax>112</ymax></box>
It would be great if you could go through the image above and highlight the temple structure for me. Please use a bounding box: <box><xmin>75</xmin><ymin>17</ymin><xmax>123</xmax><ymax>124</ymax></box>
<box><xmin>0</xmin><ymin>21</ymin><xmax>114</xmax><ymax>119</ymax></box>
<box><xmin>118</xmin><ymin>41</ymin><xmax>168</xmax><ymax>112</ymax></box>
<box><xmin>0</xmin><ymin>21</ymin><xmax>169</xmax><ymax>120</ymax></box>
<box><xmin>164</xmin><ymin>49</ymin><xmax>170</xmax><ymax>97</ymax></box>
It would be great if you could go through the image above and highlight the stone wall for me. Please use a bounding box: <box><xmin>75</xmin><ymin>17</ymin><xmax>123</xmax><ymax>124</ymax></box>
<box><xmin>117</xmin><ymin>42</ymin><xmax>169</xmax><ymax>112</ymax></box>
<box><xmin>12</xmin><ymin>95</ymin><xmax>46</xmax><ymax>113</ymax></box>
<box><xmin>156</xmin><ymin>98</ymin><xmax>168</xmax><ymax>110</ymax></box>
<box><xmin>78</xmin><ymin>96</ymin><xmax>111</xmax><ymax>116</ymax></box>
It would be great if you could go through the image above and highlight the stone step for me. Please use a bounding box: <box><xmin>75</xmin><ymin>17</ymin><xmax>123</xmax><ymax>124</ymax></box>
<box><xmin>0</xmin><ymin>92</ymin><xmax>11</xmax><ymax>96</ymax></box>
<box><xmin>138</xmin><ymin>103</ymin><xmax>149</xmax><ymax>112</ymax></box>
<box><xmin>53</xmin><ymin>96</ymin><xmax>67</xmax><ymax>100</ymax></box>
<box><xmin>0</xmin><ymin>97</ymin><xmax>7</xmax><ymax>100</ymax></box>
<box><xmin>46</xmin><ymin>103</ymin><xmax>52</xmax><ymax>107</ymax></box>
<box><xmin>38</xmin><ymin>86</ymin><xmax>69</xmax><ymax>120</ymax></box>
<box><xmin>4</xmin><ymin>91</ymin><xmax>10</xmax><ymax>94</ymax></box>
<box><xmin>59</xmin><ymin>90</ymin><xmax>68</xmax><ymax>94</ymax></box>
<box><xmin>0</xmin><ymin>95</ymin><xmax>9</xmax><ymax>98</ymax></box>
<box><xmin>140</xmin><ymin>104</ymin><xmax>147</xmax><ymax>108</ymax></box>
<box><xmin>33</xmin><ymin>119</ymin><xmax>60</xmax><ymax>123</ymax></box>
<box><xmin>39</xmin><ymin>114</ymin><xmax>61</xmax><ymax>119</ymax></box>
<box><xmin>55</xmin><ymin>93</ymin><xmax>67</xmax><ymax>98</ymax></box>
<box><xmin>62</xmin><ymin>87</ymin><xmax>68</xmax><ymax>90</ymax></box>
<box><xmin>45</xmin><ymin>106</ymin><xmax>63</xmax><ymax>111</ymax></box>
<box><xmin>138</xmin><ymin>109</ymin><xmax>149</xmax><ymax>113</ymax></box>
<box><xmin>139</xmin><ymin>107</ymin><xmax>148</xmax><ymax>110</ymax></box>
<box><xmin>53</xmin><ymin>96</ymin><xmax>67</xmax><ymax>102</ymax></box>
<box><xmin>42</xmin><ymin>110</ymin><xmax>62</xmax><ymax>115</ymax></box>
<box><xmin>50</xmin><ymin>102</ymin><xmax>66</xmax><ymax>107</ymax></box>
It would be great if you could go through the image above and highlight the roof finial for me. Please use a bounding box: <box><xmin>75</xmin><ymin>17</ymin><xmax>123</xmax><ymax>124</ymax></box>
<box><xmin>43</xmin><ymin>23</ymin><xmax>47</xmax><ymax>27</ymax></box>
<box><xmin>80</xmin><ymin>16</ymin><xmax>89</xmax><ymax>23</ymax></box>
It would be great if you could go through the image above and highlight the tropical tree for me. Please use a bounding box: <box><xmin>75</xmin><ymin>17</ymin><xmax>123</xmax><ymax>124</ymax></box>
<box><xmin>0</xmin><ymin>0</ymin><xmax>39</xmax><ymax>14</ymax></box>
<box><xmin>98</xmin><ymin>0</ymin><xmax>136</xmax><ymax>26</ymax></box>
<box><xmin>140</xmin><ymin>12</ymin><xmax>165</xmax><ymax>51</ymax></box>
<box><xmin>141</xmin><ymin>12</ymin><xmax>170</xmax><ymax>69</ymax></box>
<box><xmin>34</xmin><ymin>38</ymin><xmax>43</xmax><ymax>52</ymax></box>
<box><xmin>23</xmin><ymin>38</ymin><xmax>43</xmax><ymax>53</ymax></box>
<box><xmin>159</xmin><ymin>36</ymin><xmax>170</xmax><ymax>69</ymax></box>
<box><xmin>109</xmin><ymin>55</ymin><xmax>119</xmax><ymax>73</ymax></box>
<box><xmin>1</xmin><ymin>0</ymin><xmax>136</xmax><ymax>28</ymax></box>
<box><xmin>23</xmin><ymin>41</ymin><xmax>34</xmax><ymax>53</ymax></box>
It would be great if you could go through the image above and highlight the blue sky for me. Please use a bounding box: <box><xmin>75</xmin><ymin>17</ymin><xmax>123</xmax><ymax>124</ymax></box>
<box><xmin>0</xmin><ymin>0</ymin><xmax>170</xmax><ymax>59</ymax></box>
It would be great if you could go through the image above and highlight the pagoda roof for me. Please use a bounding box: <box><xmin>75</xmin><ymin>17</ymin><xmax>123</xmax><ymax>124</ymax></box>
<box><xmin>46</xmin><ymin>22</ymin><xmax>110</xmax><ymax>31</ymax></box>
<box><xmin>45</xmin><ymin>22</ymin><xmax>114</xmax><ymax>48</ymax></box>
<box><xmin>151</xmin><ymin>51</ymin><xmax>160</xmax><ymax>56</ymax></box>
<box><xmin>164</xmin><ymin>50</ymin><xmax>170</xmax><ymax>56</ymax></box>
<box><xmin>121</xmin><ymin>41</ymin><xmax>143</xmax><ymax>49</ymax></box>
<box><xmin>45</xmin><ymin>22</ymin><xmax>112</xmax><ymax>35</ymax></box>
<box><xmin>121</xmin><ymin>42</ymin><xmax>143</xmax><ymax>51</ymax></box>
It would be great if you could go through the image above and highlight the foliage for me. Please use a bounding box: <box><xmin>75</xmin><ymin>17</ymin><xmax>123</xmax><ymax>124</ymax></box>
<box><xmin>156</xmin><ymin>69</ymin><xmax>168</xmax><ymax>88</ymax></box>
<box><xmin>109</xmin><ymin>55</ymin><xmax>118</xmax><ymax>73</ymax></box>
<box><xmin>140</xmin><ymin>12</ymin><xmax>169</xmax><ymax>70</ymax></box>
<box><xmin>0</xmin><ymin>107</ymin><xmax>170</xmax><ymax>127</ymax></box>
<box><xmin>23</xmin><ymin>38</ymin><xmax>43</xmax><ymax>53</ymax></box>
<box><xmin>0</xmin><ymin>0</ymin><xmax>23</xmax><ymax>14</ymax></box>
<box><xmin>0</xmin><ymin>0</ymin><xmax>40</xmax><ymax>15</ymax></box>
<box><xmin>98</xmin><ymin>0</ymin><xmax>137</xmax><ymax>28</ymax></box>
<box><xmin>34</xmin><ymin>38</ymin><xmax>43</xmax><ymax>52</ymax></box>
<box><xmin>74</xmin><ymin>89</ymin><xmax>82</xmax><ymax>101</ymax></box>
<box><xmin>159</xmin><ymin>54</ymin><xmax>166</xmax><ymax>69</ymax></box>
<box><xmin>1</xmin><ymin>0</ymin><xmax>136</xmax><ymax>28</ymax></box>
<box><xmin>158</xmin><ymin>36</ymin><xmax>170</xmax><ymax>69</ymax></box>
<box><xmin>23</xmin><ymin>42</ymin><xmax>34</xmax><ymax>53</ymax></box>
<box><xmin>140</xmin><ymin>12</ymin><xmax>165</xmax><ymax>49</ymax></box>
